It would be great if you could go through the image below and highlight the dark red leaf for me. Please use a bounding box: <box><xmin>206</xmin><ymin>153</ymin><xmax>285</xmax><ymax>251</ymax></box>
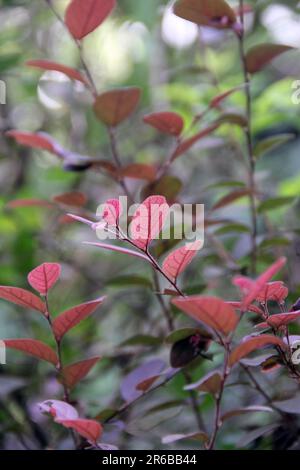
<box><xmin>58</xmin><ymin>419</ymin><xmax>103</xmax><ymax>444</ymax></box>
<box><xmin>93</xmin><ymin>87</ymin><xmax>141</xmax><ymax>127</ymax></box>
<box><xmin>61</xmin><ymin>357</ymin><xmax>101</xmax><ymax>389</ymax></box>
<box><xmin>26</xmin><ymin>59</ymin><xmax>87</xmax><ymax>84</ymax></box>
<box><xmin>246</xmin><ymin>44</ymin><xmax>294</xmax><ymax>74</ymax></box>
<box><xmin>173</xmin><ymin>0</ymin><xmax>237</xmax><ymax>29</ymax></box>
<box><xmin>0</xmin><ymin>286</ymin><xmax>45</xmax><ymax>314</ymax></box>
<box><xmin>143</xmin><ymin>112</ymin><xmax>184</xmax><ymax>136</ymax></box>
<box><xmin>52</xmin><ymin>191</ymin><xmax>87</xmax><ymax>208</ymax></box>
<box><xmin>4</xmin><ymin>339</ymin><xmax>59</xmax><ymax>366</ymax></box>
<box><xmin>6</xmin><ymin>130</ymin><xmax>56</xmax><ymax>153</ymax></box>
<box><xmin>65</xmin><ymin>0</ymin><xmax>116</xmax><ymax>40</ymax></box>
<box><xmin>53</xmin><ymin>298</ymin><xmax>105</xmax><ymax>341</ymax></box>
<box><xmin>229</xmin><ymin>335</ymin><xmax>287</xmax><ymax>366</ymax></box>
<box><xmin>28</xmin><ymin>263</ymin><xmax>61</xmax><ymax>296</ymax></box>
<box><xmin>119</xmin><ymin>163</ymin><xmax>157</xmax><ymax>182</ymax></box>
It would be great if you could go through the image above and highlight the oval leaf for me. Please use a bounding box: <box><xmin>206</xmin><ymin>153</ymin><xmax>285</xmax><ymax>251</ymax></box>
<box><xmin>172</xmin><ymin>296</ymin><xmax>238</xmax><ymax>336</ymax></box>
<box><xmin>93</xmin><ymin>87</ymin><xmax>141</xmax><ymax>127</ymax></box>
<box><xmin>4</xmin><ymin>339</ymin><xmax>58</xmax><ymax>366</ymax></box>
<box><xmin>61</xmin><ymin>357</ymin><xmax>101</xmax><ymax>389</ymax></box>
<box><xmin>184</xmin><ymin>371</ymin><xmax>222</xmax><ymax>397</ymax></box>
<box><xmin>130</xmin><ymin>195</ymin><xmax>169</xmax><ymax>250</ymax></box>
<box><xmin>173</xmin><ymin>0</ymin><xmax>237</xmax><ymax>29</ymax></box>
<box><xmin>162</xmin><ymin>240</ymin><xmax>203</xmax><ymax>282</ymax></box>
<box><xmin>119</xmin><ymin>164</ymin><xmax>156</xmax><ymax>182</ymax></box>
<box><xmin>6</xmin><ymin>130</ymin><xmax>56</xmax><ymax>153</ymax></box>
<box><xmin>58</xmin><ymin>419</ymin><xmax>103</xmax><ymax>444</ymax></box>
<box><xmin>28</xmin><ymin>263</ymin><xmax>61</xmax><ymax>296</ymax></box>
<box><xmin>143</xmin><ymin>112</ymin><xmax>184</xmax><ymax>136</ymax></box>
<box><xmin>246</xmin><ymin>44</ymin><xmax>293</xmax><ymax>74</ymax></box>
<box><xmin>52</xmin><ymin>192</ymin><xmax>87</xmax><ymax>208</ymax></box>
<box><xmin>0</xmin><ymin>286</ymin><xmax>45</xmax><ymax>314</ymax></box>
<box><xmin>53</xmin><ymin>298</ymin><xmax>105</xmax><ymax>341</ymax></box>
<box><xmin>229</xmin><ymin>335</ymin><xmax>287</xmax><ymax>366</ymax></box>
<box><xmin>26</xmin><ymin>59</ymin><xmax>87</xmax><ymax>84</ymax></box>
<box><xmin>255</xmin><ymin>311</ymin><xmax>300</xmax><ymax>330</ymax></box>
<box><xmin>65</xmin><ymin>0</ymin><xmax>116</xmax><ymax>40</ymax></box>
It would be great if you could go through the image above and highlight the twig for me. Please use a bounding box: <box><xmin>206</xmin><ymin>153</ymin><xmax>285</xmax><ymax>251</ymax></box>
<box><xmin>237</xmin><ymin>0</ymin><xmax>258</xmax><ymax>276</ymax></box>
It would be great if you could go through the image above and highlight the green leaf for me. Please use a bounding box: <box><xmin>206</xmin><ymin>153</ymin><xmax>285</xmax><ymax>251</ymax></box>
<box><xmin>254</xmin><ymin>134</ymin><xmax>294</xmax><ymax>159</ymax></box>
<box><xmin>258</xmin><ymin>197</ymin><xmax>296</xmax><ymax>213</ymax></box>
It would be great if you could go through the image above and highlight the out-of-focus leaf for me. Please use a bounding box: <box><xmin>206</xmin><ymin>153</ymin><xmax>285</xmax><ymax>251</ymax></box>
<box><xmin>184</xmin><ymin>371</ymin><xmax>222</xmax><ymax>397</ymax></box>
<box><xmin>229</xmin><ymin>335</ymin><xmax>287</xmax><ymax>366</ymax></box>
<box><xmin>120</xmin><ymin>359</ymin><xmax>165</xmax><ymax>402</ymax></box>
<box><xmin>26</xmin><ymin>59</ymin><xmax>88</xmax><ymax>84</ymax></box>
<box><xmin>142</xmin><ymin>176</ymin><xmax>182</xmax><ymax>203</ymax></box>
<box><xmin>258</xmin><ymin>197</ymin><xmax>295</xmax><ymax>213</ymax></box>
<box><xmin>173</xmin><ymin>0</ymin><xmax>236</xmax><ymax>29</ymax></box>
<box><xmin>246</xmin><ymin>44</ymin><xmax>294</xmax><ymax>74</ymax></box>
<box><xmin>61</xmin><ymin>357</ymin><xmax>101</xmax><ymax>390</ymax></box>
<box><xmin>4</xmin><ymin>339</ymin><xmax>58</xmax><ymax>366</ymax></box>
<box><xmin>120</xmin><ymin>335</ymin><xmax>162</xmax><ymax>347</ymax></box>
<box><xmin>254</xmin><ymin>134</ymin><xmax>294</xmax><ymax>159</ymax></box>
<box><xmin>162</xmin><ymin>431</ymin><xmax>208</xmax><ymax>444</ymax></box>
<box><xmin>93</xmin><ymin>88</ymin><xmax>141</xmax><ymax>127</ymax></box>
<box><xmin>221</xmin><ymin>406</ymin><xmax>273</xmax><ymax>422</ymax></box>
<box><xmin>119</xmin><ymin>164</ymin><xmax>157</xmax><ymax>182</ymax></box>
<box><xmin>143</xmin><ymin>112</ymin><xmax>184</xmax><ymax>136</ymax></box>
<box><xmin>65</xmin><ymin>0</ymin><xmax>116</xmax><ymax>40</ymax></box>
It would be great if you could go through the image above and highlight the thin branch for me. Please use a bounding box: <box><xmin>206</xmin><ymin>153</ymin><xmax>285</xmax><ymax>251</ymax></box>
<box><xmin>237</xmin><ymin>0</ymin><xmax>258</xmax><ymax>276</ymax></box>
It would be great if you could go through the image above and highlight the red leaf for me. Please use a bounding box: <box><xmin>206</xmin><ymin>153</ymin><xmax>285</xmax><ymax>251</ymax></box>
<box><xmin>119</xmin><ymin>164</ymin><xmax>157</xmax><ymax>182</ymax></box>
<box><xmin>172</xmin><ymin>296</ymin><xmax>238</xmax><ymax>336</ymax></box>
<box><xmin>52</xmin><ymin>191</ymin><xmax>87</xmax><ymax>208</ymax></box>
<box><xmin>4</xmin><ymin>339</ymin><xmax>59</xmax><ymax>366</ymax></box>
<box><xmin>240</xmin><ymin>258</ymin><xmax>287</xmax><ymax>310</ymax></box>
<box><xmin>234</xmin><ymin>278</ymin><xmax>288</xmax><ymax>304</ymax></box>
<box><xmin>136</xmin><ymin>375</ymin><xmax>160</xmax><ymax>392</ymax></box>
<box><xmin>61</xmin><ymin>357</ymin><xmax>101</xmax><ymax>389</ymax></box>
<box><xmin>246</xmin><ymin>44</ymin><xmax>294</xmax><ymax>74</ymax></box>
<box><xmin>0</xmin><ymin>286</ymin><xmax>45</xmax><ymax>313</ymax></box>
<box><xmin>228</xmin><ymin>301</ymin><xmax>264</xmax><ymax>316</ymax></box>
<box><xmin>143</xmin><ymin>112</ymin><xmax>184</xmax><ymax>136</ymax></box>
<box><xmin>99</xmin><ymin>198</ymin><xmax>122</xmax><ymax>226</ymax></box>
<box><xmin>130</xmin><ymin>195</ymin><xmax>169</xmax><ymax>250</ymax></box>
<box><xmin>53</xmin><ymin>298</ymin><xmax>105</xmax><ymax>341</ymax></box>
<box><xmin>26</xmin><ymin>59</ymin><xmax>87</xmax><ymax>84</ymax></box>
<box><xmin>172</xmin><ymin>124</ymin><xmax>219</xmax><ymax>160</ymax></box>
<box><xmin>255</xmin><ymin>311</ymin><xmax>300</xmax><ymax>330</ymax></box>
<box><xmin>58</xmin><ymin>419</ymin><xmax>103</xmax><ymax>444</ymax></box>
<box><xmin>93</xmin><ymin>87</ymin><xmax>141</xmax><ymax>127</ymax></box>
<box><xmin>7</xmin><ymin>198</ymin><xmax>53</xmax><ymax>209</ymax></box>
<box><xmin>65</xmin><ymin>0</ymin><xmax>115</xmax><ymax>40</ymax></box>
<box><xmin>28</xmin><ymin>263</ymin><xmax>61</xmax><ymax>296</ymax></box>
<box><xmin>229</xmin><ymin>335</ymin><xmax>287</xmax><ymax>366</ymax></box>
<box><xmin>173</xmin><ymin>0</ymin><xmax>237</xmax><ymax>29</ymax></box>
<box><xmin>162</xmin><ymin>240</ymin><xmax>203</xmax><ymax>282</ymax></box>
<box><xmin>6</xmin><ymin>130</ymin><xmax>56</xmax><ymax>153</ymax></box>
<box><xmin>210</xmin><ymin>85</ymin><xmax>245</xmax><ymax>109</ymax></box>
<box><xmin>184</xmin><ymin>370</ymin><xmax>222</xmax><ymax>396</ymax></box>
<box><xmin>221</xmin><ymin>406</ymin><xmax>273</xmax><ymax>422</ymax></box>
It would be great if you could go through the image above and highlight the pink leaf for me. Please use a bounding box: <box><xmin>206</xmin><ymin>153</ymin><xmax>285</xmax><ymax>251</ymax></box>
<box><xmin>255</xmin><ymin>311</ymin><xmax>300</xmax><ymax>330</ymax></box>
<box><xmin>229</xmin><ymin>335</ymin><xmax>287</xmax><ymax>366</ymax></box>
<box><xmin>0</xmin><ymin>286</ymin><xmax>45</xmax><ymax>314</ymax></box>
<box><xmin>239</xmin><ymin>257</ymin><xmax>287</xmax><ymax>310</ymax></box>
<box><xmin>28</xmin><ymin>263</ymin><xmax>61</xmax><ymax>296</ymax></box>
<box><xmin>26</xmin><ymin>59</ymin><xmax>87</xmax><ymax>84</ymax></box>
<box><xmin>39</xmin><ymin>400</ymin><xmax>79</xmax><ymax>420</ymax></box>
<box><xmin>4</xmin><ymin>339</ymin><xmax>59</xmax><ymax>366</ymax></box>
<box><xmin>57</xmin><ymin>419</ymin><xmax>103</xmax><ymax>444</ymax></box>
<box><xmin>228</xmin><ymin>301</ymin><xmax>264</xmax><ymax>316</ymax></box>
<box><xmin>61</xmin><ymin>357</ymin><xmax>101</xmax><ymax>389</ymax></box>
<box><xmin>99</xmin><ymin>198</ymin><xmax>123</xmax><ymax>226</ymax></box>
<box><xmin>65</xmin><ymin>0</ymin><xmax>116</xmax><ymax>40</ymax></box>
<box><xmin>233</xmin><ymin>277</ymin><xmax>288</xmax><ymax>304</ymax></box>
<box><xmin>143</xmin><ymin>112</ymin><xmax>184</xmax><ymax>136</ymax></box>
<box><xmin>172</xmin><ymin>296</ymin><xmax>239</xmax><ymax>336</ymax></box>
<box><xmin>53</xmin><ymin>298</ymin><xmax>105</xmax><ymax>341</ymax></box>
<box><xmin>162</xmin><ymin>240</ymin><xmax>203</xmax><ymax>282</ymax></box>
<box><xmin>130</xmin><ymin>195</ymin><xmax>169</xmax><ymax>250</ymax></box>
